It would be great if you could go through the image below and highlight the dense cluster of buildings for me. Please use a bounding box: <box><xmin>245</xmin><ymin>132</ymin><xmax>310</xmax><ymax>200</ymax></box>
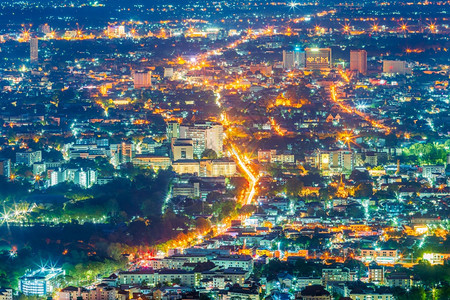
<box><xmin>0</xmin><ymin>0</ymin><xmax>449</xmax><ymax>299</ymax></box>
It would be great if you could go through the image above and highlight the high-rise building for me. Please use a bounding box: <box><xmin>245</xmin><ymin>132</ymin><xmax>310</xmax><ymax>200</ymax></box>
<box><xmin>350</xmin><ymin>50</ymin><xmax>367</xmax><ymax>75</ymax></box>
<box><xmin>30</xmin><ymin>38</ymin><xmax>38</xmax><ymax>63</ymax></box>
<box><xmin>0</xmin><ymin>158</ymin><xmax>11</xmax><ymax>178</ymax></box>
<box><xmin>282</xmin><ymin>48</ymin><xmax>305</xmax><ymax>70</ymax></box>
<box><xmin>305</xmin><ymin>48</ymin><xmax>332</xmax><ymax>70</ymax></box>
<box><xmin>167</xmin><ymin>121</ymin><xmax>180</xmax><ymax>141</ymax></box>
<box><xmin>133</xmin><ymin>70</ymin><xmax>152</xmax><ymax>88</ymax></box>
<box><xmin>382</xmin><ymin>60</ymin><xmax>410</xmax><ymax>75</ymax></box>
<box><xmin>74</xmin><ymin>169</ymin><xmax>97</xmax><ymax>189</ymax></box>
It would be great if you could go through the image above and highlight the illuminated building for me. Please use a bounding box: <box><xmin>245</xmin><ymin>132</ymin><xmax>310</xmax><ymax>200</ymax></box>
<box><xmin>172</xmin><ymin>160</ymin><xmax>201</xmax><ymax>176</ymax></box>
<box><xmin>19</xmin><ymin>267</ymin><xmax>65</xmax><ymax>296</ymax></box>
<box><xmin>118</xmin><ymin>142</ymin><xmax>134</xmax><ymax>163</ymax></box>
<box><xmin>257</xmin><ymin>149</ymin><xmax>294</xmax><ymax>164</ymax></box>
<box><xmin>315</xmin><ymin>150</ymin><xmax>354</xmax><ymax>173</ymax></box>
<box><xmin>179</xmin><ymin>123</ymin><xmax>223</xmax><ymax>158</ymax></box>
<box><xmin>107</xmin><ymin>25</ymin><xmax>126</xmax><ymax>37</ymax></box>
<box><xmin>172</xmin><ymin>139</ymin><xmax>194</xmax><ymax>161</ymax></box>
<box><xmin>297</xmin><ymin>285</ymin><xmax>331</xmax><ymax>300</ymax></box>
<box><xmin>360</xmin><ymin>249</ymin><xmax>400</xmax><ymax>264</ymax></box>
<box><xmin>118</xmin><ymin>269</ymin><xmax>197</xmax><ymax>287</ymax></box>
<box><xmin>133</xmin><ymin>70</ymin><xmax>152</xmax><ymax>88</ymax></box>
<box><xmin>172</xmin><ymin>181</ymin><xmax>200</xmax><ymax>198</ymax></box>
<box><xmin>305</xmin><ymin>48</ymin><xmax>331</xmax><ymax>70</ymax></box>
<box><xmin>350</xmin><ymin>50</ymin><xmax>367</xmax><ymax>75</ymax></box>
<box><xmin>368</xmin><ymin>264</ymin><xmax>384</xmax><ymax>283</ymax></box>
<box><xmin>59</xmin><ymin>285</ymin><xmax>122</xmax><ymax>300</ymax></box>
<box><xmin>73</xmin><ymin>169</ymin><xmax>97</xmax><ymax>189</ymax></box>
<box><xmin>30</xmin><ymin>38</ymin><xmax>38</xmax><ymax>63</ymax></box>
<box><xmin>385</xmin><ymin>274</ymin><xmax>416</xmax><ymax>289</ymax></box>
<box><xmin>0</xmin><ymin>158</ymin><xmax>11</xmax><ymax>178</ymax></box>
<box><xmin>422</xmin><ymin>165</ymin><xmax>445</xmax><ymax>180</ymax></box>
<box><xmin>211</xmin><ymin>255</ymin><xmax>254</xmax><ymax>272</ymax></box>
<box><xmin>382</xmin><ymin>60</ymin><xmax>411</xmax><ymax>75</ymax></box>
<box><xmin>282</xmin><ymin>48</ymin><xmax>305</xmax><ymax>70</ymax></box>
<box><xmin>203</xmin><ymin>159</ymin><xmax>237</xmax><ymax>177</ymax></box>
<box><xmin>0</xmin><ymin>288</ymin><xmax>12</xmax><ymax>300</ymax></box>
<box><xmin>132</xmin><ymin>155</ymin><xmax>171</xmax><ymax>170</ymax></box>
<box><xmin>38</xmin><ymin>24</ymin><xmax>51</xmax><ymax>34</ymax></box>
<box><xmin>16</xmin><ymin>150</ymin><xmax>42</xmax><ymax>166</ymax></box>
<box><xmin>164</xmin><ymin>67</ymin><xmax>174</xmax><ymax>78</ymax></box>
<box><xmin>322</xmin><ymin>267</ymin><xmax>357</xmax><ymax>285</ymax></box>
<box><xmin>50</xmin><ymin>169</ymin><xmax>67</xmax><ymax>186</ymax></box>
<box><xmin>167</xmin><ymin>121</ymin><xmax>181</xmax><ymax>142</ymax></box>
<box><xmin>349</xmin><ymin>290</ymin><xmax>394</xmax><ymax>300</ymax></box>
<box><xmin>422</xmin><ymin>253</ymin><xmax>450</xmax><ymax>265</ymax></box>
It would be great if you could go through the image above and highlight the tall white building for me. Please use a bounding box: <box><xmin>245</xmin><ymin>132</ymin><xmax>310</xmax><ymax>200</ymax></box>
<box><xmin>30</xmin><ymin>38</ymin><xmax>38</xmax><ymax>63</ymax></box>
<box><xmin>74</xmin><ymin>169</ymin><xmax>97</xmax><ymax>188</ymax></box>
<box><xmin>422</xmin><ymin>165</ymin><xmax>445</xmax><ymax>180</ymax></box>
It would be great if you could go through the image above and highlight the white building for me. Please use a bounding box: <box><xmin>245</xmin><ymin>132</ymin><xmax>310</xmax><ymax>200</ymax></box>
<box><xmin>0</xmin><ymin>288</ymin><xmax>12</xmax><ymax>300</ymax></box>
<box><xmin>19</xmin><ymin>267</ymin><xmax>65</xmax><ymax>296</ymax></box>
<box><xmin>382</xmin><ymin>60</ymin><xmax>411</xmax><ymax>75</ymax></box>
<box><xmin>422</xmin><ymin>165</ymin><xmax>445</xmax><ymax>180</ymax></box>
<box><xmin>179</xmin><ymin>122</ymin><xmax>223</xmax><ymax>158</ymax></box>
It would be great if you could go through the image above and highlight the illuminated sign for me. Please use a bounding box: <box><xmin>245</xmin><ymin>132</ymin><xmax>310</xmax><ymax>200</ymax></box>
<box><xmin>305</xmin><ymin>48</ymin><xmax>332</xmax><ymax>70</ymax></box>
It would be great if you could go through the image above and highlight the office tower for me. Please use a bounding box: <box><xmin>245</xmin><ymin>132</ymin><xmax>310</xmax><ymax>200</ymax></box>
<box><xmin>350</xmin><ymin>50</ymin><xmax>367</xmax><ymax>75</ymax></box>
<box><xmin>74</xmin><ymin>169</ymin><xmax>97</xmax><ymax>189</ymax></box>
<box><xmin>30</xmin><ymin>38</ymin><xmax>38</xmax><ymax>63</ymax></box>
<box><xmin>282</xmin><ymin>49</ymin><xmax>305</xmax><ymax>70</ymax></box>
<box><xmin>283</xmin><ymin>50</ymin><xmax>295</xmax><ymax>70</ymax></box>
<box><xmin>382</xmin><ymin>60</ymin><xmax>410</xmax><ymax>75</ymax></box>
<box><xmin>167</xmin><ymin>121</ymin><xmax>180</xmax><ymax>142</ymax></box>
<box><xmin>119</xmin><ymin>142</ymin><xmax>134</xmax><ymax>163</ymax></box>
<box><xmin>305</xmin><ymin>48</ymin><xmax>332</xmax><ymax>70</ymax></box>
<box><xmin>133</xmin><ymin>70</ymin><xmax>152</xmax><ymax>88</ymax></box>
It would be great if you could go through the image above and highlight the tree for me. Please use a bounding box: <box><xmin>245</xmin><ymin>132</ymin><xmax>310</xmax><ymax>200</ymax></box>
<box><xmin>201</xmin><ymin>149</ymin><xmax>218</xmax><ymax>159</ymax></box>
<box><xmin>349</xmin><ymin>170</ymin><xmax>371</xmax><ymax>183</ymax></box>
<box><xmin>196</xmin><ymin>218</ymin><xmax>211</xmax><ymax>234</ymax></box>
<box><xmin>285</xmin><ymin>177</ymin><xmax>304</xmax><ymax>198</ymax></box>
<box><xmin>354</xmin><ymin>183</ymin><xmax>373</xmax><ymax>198</ymax></box>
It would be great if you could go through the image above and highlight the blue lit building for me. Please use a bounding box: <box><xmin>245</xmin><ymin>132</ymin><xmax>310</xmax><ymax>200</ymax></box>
<box><xmin>19</xmin><ymin>267</ymin><xmax>65</xmax><ymax>296</ymax></box>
